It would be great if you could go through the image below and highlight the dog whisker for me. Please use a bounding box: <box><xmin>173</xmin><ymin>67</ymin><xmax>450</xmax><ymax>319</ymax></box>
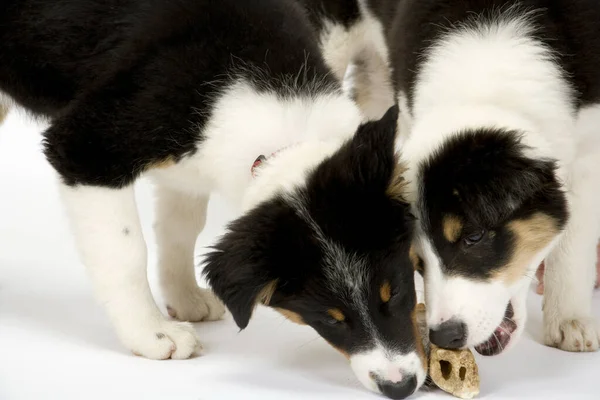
<box><xmin>296</xmin><ymin>336</ymin><xmax>321</xmax><ymax>350</ymax></box>
<box><xmin>493</xmin><ymin>332</ymin><xmax>504</xmax><ymax>353</ymax></box>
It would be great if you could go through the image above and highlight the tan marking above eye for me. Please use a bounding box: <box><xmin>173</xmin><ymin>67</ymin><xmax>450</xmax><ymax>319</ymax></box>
<box><xmin>275</xmin><ymin>308</ymin><xmax>306</xmax><ymax>325</ymax></box>
<box><xmin>328</xmin><ymin>308</ymin><xmax>346</xmax><ymax>322</ymax></box>
<box><xmin>380</xmin><ymin>281</ymin><xmax>392</xmax><ymax>303</ymax></box>
<box><xmin>494</xmin><ymin>213</ymin><xmax>560</xmax><ymax>284</ymax></box>
<box><xmin>443</xmin><ymin>214</ymin><xmax>463</xmax><ymax>243</ymax></box>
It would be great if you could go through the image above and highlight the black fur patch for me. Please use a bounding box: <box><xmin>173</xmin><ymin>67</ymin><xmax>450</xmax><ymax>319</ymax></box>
<box><xmin>419</xmin><ymin>128</ymin><xmax>568</xmax><ymax>279</ymax></box>
<box><xmin>204</xmin><ymin>107</ymin><xmax>420</xmax><ymax>356</ymax></box>
<box><xmin>0</xmin><ymin>0</ymin><xmax>339</xmax><ymax>187</ymax></box>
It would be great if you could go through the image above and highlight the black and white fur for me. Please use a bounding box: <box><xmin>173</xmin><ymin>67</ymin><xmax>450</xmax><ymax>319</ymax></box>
<box><xmin>365</xmin><ymin>0</ymin><xmax>600</xmax><ymax>355</ymax></box>
<box><xmin>0</xmin><ymin>0</ymin><xmax>426</xmax><ymax>398</ymax></box>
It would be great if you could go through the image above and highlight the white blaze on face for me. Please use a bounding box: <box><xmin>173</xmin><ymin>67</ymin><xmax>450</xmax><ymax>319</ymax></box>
<box><xmin>350</xmin><ymin>345</ymin><xmax>426</xmax><ymax>395</ymax></box>
<box><xmin>421</xmin><ymin>233</ymin><xmax>553</xmax><ymax>348</ymax></box>
<box><xmin>419</xmin><ymin>236</ymin><xmax>511</xmax><ymax>347</ymax></box>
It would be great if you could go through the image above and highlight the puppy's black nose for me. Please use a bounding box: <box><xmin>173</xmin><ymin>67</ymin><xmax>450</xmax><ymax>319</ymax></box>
<box><xmin>429</xmin><ymin>320</ymin><xmax>467</xmax><ymax>349</ymax></box>
<box><xmin>377</xmin><ymin>375</ymin><xmax>417</xmax><ymax>400</ymax></box>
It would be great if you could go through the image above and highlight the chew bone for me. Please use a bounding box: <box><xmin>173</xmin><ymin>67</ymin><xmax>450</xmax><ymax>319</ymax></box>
<box><xmin>429</xmin><ymin>344</ymin><xmax>480</xmax><ymax>399</ymax></box>
<box><xmin>416</xmin><ymin>304</ymin><xmax>480</xmax><ymax>399</ymax></box>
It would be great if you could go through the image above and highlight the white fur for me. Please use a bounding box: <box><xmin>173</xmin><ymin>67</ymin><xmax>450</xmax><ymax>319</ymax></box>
<box><xmin>320</xmin><ymin>0</ymin><xmax>394</xmax><ymax>120</ymax></box>
<box><xmin>150</xmin><ymin>82</ymin><xmax>362</xmax><ymax>209</ymax></box>
<box><xmin>154</xmin><ymin>186</ymin><xmax>225</xmax><ymax>322</ymax></box>
<box><xmin>59</xmin><ymin>184</ymin><xmax>201</xmax><ymax>359</ymax></box>
<box><xmin>351</xmin><ymin>347</ymin><xmax>425</xmax><ymax>395</ymax></box>
<box><xmin>403</xmin><ymin>12</ymin><xmax>599</xmax><ymax>352</ymax></box>
<box><xmin>395</xmin><ymin>91</ymin><xmax>412</xmax><ymax>148</ymax></box>
<box><xmin>421</xmin><ymin>230</ymin><xmax>549</xmax><ymax>349</ymax></box>
<box><xmin>542</xmin><ymin>104</ymin><xmax>600</xmax><ymax>351</ymax></box>
<box><xmin>319</xmin><ymin>1</ymin><xmax>389</xmax><ymax>82</ymax></box>
<box><xmin>242</xmin><ymin>139</ymin><xmax>345</xmax><ymax>212</ymax></box>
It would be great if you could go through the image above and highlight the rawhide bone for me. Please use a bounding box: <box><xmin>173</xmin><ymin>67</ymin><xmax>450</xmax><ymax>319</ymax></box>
<box><xmin>416</xmin><ymin>303</ymin><xmax>480</xmax><ymax>399</ymax></box>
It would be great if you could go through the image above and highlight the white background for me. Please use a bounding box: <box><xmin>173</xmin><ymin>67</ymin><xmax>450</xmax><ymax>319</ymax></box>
<box><xmin>1</xmin><ymin>110</ymin><xmax>598</xmax><ymax>400</ymax></box>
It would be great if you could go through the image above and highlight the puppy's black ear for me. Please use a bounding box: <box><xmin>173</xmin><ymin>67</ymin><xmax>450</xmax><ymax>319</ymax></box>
<box><xmin>349</xmin><ymin>104</ymin><xmax>400</xmax><ymax>185</ymax></box>
<box><xmin>310</xmin><ymin>104</ymin><xmax>401</xmax><ymax>195</ymax></box>
<box><xmin>202</xmin><ymin>227</ymin><xmax>276</xmax><ymax>330</ymax></box>
<box><xmin>202</xmin><ymin>197</ymin><xmax>316</xmax><ymax>329</ymax></box>
<box><xmin>423</xmin><ymin>128</ymin><xmax>568</xmax><ymax>226</ymax></box>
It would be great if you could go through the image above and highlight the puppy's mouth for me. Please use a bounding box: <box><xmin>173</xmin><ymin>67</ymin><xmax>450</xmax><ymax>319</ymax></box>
<box><xmin>474</xmin><ymin>302</ymin><xmax>517</xmax><ymax>356</ymax></box>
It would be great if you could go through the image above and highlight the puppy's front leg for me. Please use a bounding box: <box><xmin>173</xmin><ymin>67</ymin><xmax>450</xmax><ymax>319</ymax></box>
<box><xmin>543</xmin><ymin>176</ymin><xmax>600</xmax><ymax>352</ymax></box>
<box><xmin>60</xmin><ymin>183</ymin><xmax>201</xmax><ymax>359</ymax></box>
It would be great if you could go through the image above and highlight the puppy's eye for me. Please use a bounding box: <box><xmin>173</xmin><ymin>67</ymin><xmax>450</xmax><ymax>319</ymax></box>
<box><xmin>464</xmin><ymin>230</ymin><xmax>485</xmax><ymax>246</ymax></box>
<box><xmin>324</xmin><ymin>309</ymin><xmax>346</xmax><ymax>326</ymax></box>
<box><xmin>324</xmin><ymin>317</ymin><xmax>342</xmax><ymax>326</ymax></box>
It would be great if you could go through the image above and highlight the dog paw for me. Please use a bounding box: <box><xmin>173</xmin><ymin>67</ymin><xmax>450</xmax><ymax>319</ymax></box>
<box><xmin>544</xmin><ymin>316</ymin><xmax>600</xmax><ymax>352</ymax></box>
<box><xmin>165</xmin><ymin>286</ymin><xmax>225</xmax><ymax>322</ymax></box>
<box><xmin>127</xmin><ymin>319</ymin><xmax>201</xmax><ymax>360</ymax></box>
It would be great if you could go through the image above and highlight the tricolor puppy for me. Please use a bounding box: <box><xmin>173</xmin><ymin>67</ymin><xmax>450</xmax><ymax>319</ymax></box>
<box><xmin>0</xmin><ymin>0</ymin><xmax>425</xmax><ymax>397</ymax></box>
<box><xmin>367</xmin><ymin>0</ymin><xmax>600</xmax><ymax>356</ymax></box>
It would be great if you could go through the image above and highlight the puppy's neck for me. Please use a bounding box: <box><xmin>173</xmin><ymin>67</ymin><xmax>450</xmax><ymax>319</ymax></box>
<box><xmin>198</xmin><ymin>81</ymin><xmax>363</xmax><ymax>210</ymax></box>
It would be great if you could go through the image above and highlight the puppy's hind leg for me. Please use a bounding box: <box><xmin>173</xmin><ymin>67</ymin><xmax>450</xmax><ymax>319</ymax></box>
<box><xmin>154</xmin><ymin>185</ymin><xmax>225</xmax><ymax>322</ymax></box>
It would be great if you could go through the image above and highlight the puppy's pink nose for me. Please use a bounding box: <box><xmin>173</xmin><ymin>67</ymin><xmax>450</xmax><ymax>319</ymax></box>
<box><xmin>387</xmin><ymin>368</ymin><xmax>403</xmax><ymax>384</ymax></box>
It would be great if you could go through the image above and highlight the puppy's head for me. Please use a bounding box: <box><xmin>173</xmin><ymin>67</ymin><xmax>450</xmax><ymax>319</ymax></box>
<box><xmin>416</xmin><ymin>128</ymin><xmax>568</xmax><ymax>356</ymax></box>
<box><xmin>203</xmin><ymin>106</ymin><xmax>427</xmax><ymax>399</ymax></box>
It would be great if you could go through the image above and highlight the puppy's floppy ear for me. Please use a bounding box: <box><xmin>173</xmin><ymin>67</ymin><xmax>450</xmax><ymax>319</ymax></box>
<box><xmin>202</xmin><ymin>197</ymin><xmax>317</xmax><ymax>329</ymax></box>
<box><xmin>423</xmin><ymin>128</ymin><xmax>567</xmax><ymax>226</ymax></box>
<box><xmin>202</xmin><ymin>226</ymin><xmax>276</xmax><ymax>330</ymax></box>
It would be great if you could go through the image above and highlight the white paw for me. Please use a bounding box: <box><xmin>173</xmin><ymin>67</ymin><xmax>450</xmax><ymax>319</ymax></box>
<box><xmin>125</xmin><ymin>318</ymin><xmax>201</xmax><ymax>360</ymax></box>
<box><xmin>165</xmin><ymin>285</ymin><xmax>226</xmax><ymax>323</ymax></box>
<box><xmin>544</xmin><ymin>316</ymin><xmax>600</xmax><ymax>352</ymax></box>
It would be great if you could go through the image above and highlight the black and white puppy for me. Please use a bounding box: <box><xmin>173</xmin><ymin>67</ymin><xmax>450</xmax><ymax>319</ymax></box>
<box><xmin>0</xmin><ymin>0</ymin><xmax>426</xmax><ymax>397</ymax></box>
<box><xmin>367</xmin><ymin>0</ymin><xmax>600</xmax><ymax>356</ymax></box>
